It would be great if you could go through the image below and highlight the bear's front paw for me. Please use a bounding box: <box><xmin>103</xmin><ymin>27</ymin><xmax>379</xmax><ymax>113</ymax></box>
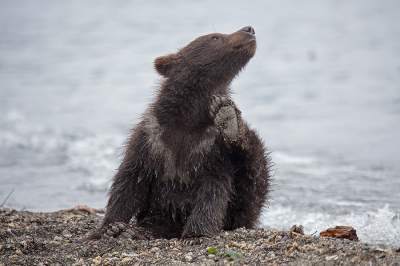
<box><xmin>83</xmin><ymin>222</ymin><xmax>128</xmax><ymax>241</ymax></box>
<box><xmin>181</xmin><ymin>217</ymin><xmax>219</xmax><ymax>239</ymax></box>
<box><xmin>84</xmin><ymin>222</ymin><xmax>148</xmax><ymax>241</ymax></box>
<box><xmin>215</xmin><ymin>105</ymin><xmax>241</xmax><ymax>143</ymax></box>
<box><xmin>209</xmin><ymin>95</ymin><xmax>242</xmax><ymax>143</ymax></box>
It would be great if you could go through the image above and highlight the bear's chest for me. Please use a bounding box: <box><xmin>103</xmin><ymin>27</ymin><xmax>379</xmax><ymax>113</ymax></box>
<box><xmin>143</xmin><ymin>111</ymin><xmax>219</xmax><ymax>183</ymax></box>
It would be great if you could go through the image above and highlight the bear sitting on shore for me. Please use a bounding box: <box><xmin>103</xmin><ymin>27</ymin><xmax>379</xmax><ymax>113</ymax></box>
<box><xmin>94</xmin><ymin>26</ymin><xmax>271</xmax><ymax>239</ymax></box>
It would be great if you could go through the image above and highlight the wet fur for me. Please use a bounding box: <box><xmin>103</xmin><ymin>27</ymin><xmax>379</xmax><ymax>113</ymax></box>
<box><xmin>100</xmin><ymin>27</ymin><xmax>271</xmax><ymax>238</ymax></box>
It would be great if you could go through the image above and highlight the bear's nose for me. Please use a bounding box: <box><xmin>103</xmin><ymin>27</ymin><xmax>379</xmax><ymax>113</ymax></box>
<box><xmin>240</xmin><ymin>26</ymin><xmax>255</xmax><ymax>35</ymax></box>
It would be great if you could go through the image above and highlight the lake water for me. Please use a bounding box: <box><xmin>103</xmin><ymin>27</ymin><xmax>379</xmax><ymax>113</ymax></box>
<box><xmin>1</xmin><ymin>0</ymin><xmax>399</xmax><ymax>246</ymax></box>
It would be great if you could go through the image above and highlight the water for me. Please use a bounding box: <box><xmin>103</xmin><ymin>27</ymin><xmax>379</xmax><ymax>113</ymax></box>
<box><xmin>1</xmin><ymin>0</ymin><xmax>399</xmax><ymax>246</ymax></box>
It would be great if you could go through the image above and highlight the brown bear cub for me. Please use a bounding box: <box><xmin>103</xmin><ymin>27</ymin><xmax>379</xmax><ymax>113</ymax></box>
<box><xmin>96</xmin><ymin>26</ymin><xmax>271</xmax><ymax>239</ymax></box>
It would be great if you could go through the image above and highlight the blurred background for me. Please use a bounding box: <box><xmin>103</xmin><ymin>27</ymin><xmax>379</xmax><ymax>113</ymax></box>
<box><xmin>0</xmin><ymin>0</ymin><xmax>399</xmax><ymax>245</ymax></box>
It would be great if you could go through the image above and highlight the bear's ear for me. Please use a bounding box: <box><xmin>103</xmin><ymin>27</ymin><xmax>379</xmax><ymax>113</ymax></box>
<box><xmin>154</xmin><ymin>53</ymin><xmax>179</xmax><ymax>77</ymax></box>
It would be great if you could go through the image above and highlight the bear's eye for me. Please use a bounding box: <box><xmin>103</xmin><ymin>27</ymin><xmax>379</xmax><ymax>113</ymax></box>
<box><xmin>211</xmin><ymin>36</ymin><xmax>220</xmax><ymax>40</ymax></box>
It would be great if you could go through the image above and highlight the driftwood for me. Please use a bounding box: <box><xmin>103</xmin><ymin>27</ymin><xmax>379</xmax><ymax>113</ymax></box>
<box><xmin>64</xmin><ymin>204</ymin><xmax>105</xmax><ymax>215</ymax></box>
<box><xmin>320</xmin><ymin>226</ymin><xmax>358</xmax><ymax>241</ymax></box>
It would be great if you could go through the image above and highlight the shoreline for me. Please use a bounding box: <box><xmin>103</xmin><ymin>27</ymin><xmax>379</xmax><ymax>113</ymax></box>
<box><xmin>1</xmin><ymin>207</ymin><xmax>399</xmax><ymax>265</ymax></box>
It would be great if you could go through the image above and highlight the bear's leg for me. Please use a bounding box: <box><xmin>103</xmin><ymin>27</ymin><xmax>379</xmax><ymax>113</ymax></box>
<box><xmin>101</xmin><ymin>169</ymin><xmax>150</xmax><ymax>227</ymax></box>
<box><xmin>181</xmin><ymin>175</ymin><xmax>232</xmax><ymax>238</ymax></box>
<box><xmin>86</xmin><ymin>166</ymin><xmax>151</xmax><ymax>240</ymax></box>
<box><xmin>210</xmin><ymin>98</ymin><xmax>270</xmax><ymax>230</ymax></box>
<box><xmin>86</xmin><ymin>127</ymin><xmax>155</xmax><ymax>240</ymax></box>
<box><xmin>224</xmin><ymin>128</ymin><xmax>270</xmax><ymax>230</ymax></box>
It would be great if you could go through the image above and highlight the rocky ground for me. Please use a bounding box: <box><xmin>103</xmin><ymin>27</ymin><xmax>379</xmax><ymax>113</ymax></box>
<box><xmin>0</xmin><ymin>207</ymin><xmax>399</xmax><ymax>265</ymax></box>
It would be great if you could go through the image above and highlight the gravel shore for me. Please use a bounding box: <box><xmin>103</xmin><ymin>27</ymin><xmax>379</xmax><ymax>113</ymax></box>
<box><xmin>1</xmin><ymin>207</ymin><xmax>399</xmax><ymax>265</ymax></box>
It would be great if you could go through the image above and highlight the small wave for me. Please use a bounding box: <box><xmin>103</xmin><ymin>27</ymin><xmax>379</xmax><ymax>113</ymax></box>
<box><xmin>0</xmin><ymin>109</ymin><xmax>122</xmax><ymax>197</ymax></box>
<box><xmin>66</xmin><ymin>134</ymin><xmax>123</xmax><ymax>191</ymax></box>
<box><xmin>261</xmin><ymin>204</ymin><xmax>400</xmax><ymax>246</ymax></box>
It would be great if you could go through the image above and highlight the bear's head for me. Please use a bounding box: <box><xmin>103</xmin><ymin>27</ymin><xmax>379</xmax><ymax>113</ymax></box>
<box><xmin>155</xmin><ymin>26</ymin><xmax>256</xmax><ymax>85</ymax></box>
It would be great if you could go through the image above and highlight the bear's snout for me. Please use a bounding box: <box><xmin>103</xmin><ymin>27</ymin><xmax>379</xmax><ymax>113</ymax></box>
<box><xmin>239</xmin><ymin>26</ymin><xmax>255</xmax><ymax>36</ymax></box>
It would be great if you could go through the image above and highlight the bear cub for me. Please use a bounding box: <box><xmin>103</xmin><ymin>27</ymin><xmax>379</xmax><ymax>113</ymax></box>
<box><xmin>96</xmin><ymin>26</ymin><xmax>271</xmax><ymax>239</ymax></box>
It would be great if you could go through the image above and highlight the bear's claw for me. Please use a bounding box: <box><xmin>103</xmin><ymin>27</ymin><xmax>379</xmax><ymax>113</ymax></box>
<box><xmin>85</xmin><ymin>222</ymin><xmax>150</xmax><ymax>241</ymax></box>
<box><xmin>209</xmin><ymin>95</ymin><xmax>232</xmax><ymax>118</ymax></box>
